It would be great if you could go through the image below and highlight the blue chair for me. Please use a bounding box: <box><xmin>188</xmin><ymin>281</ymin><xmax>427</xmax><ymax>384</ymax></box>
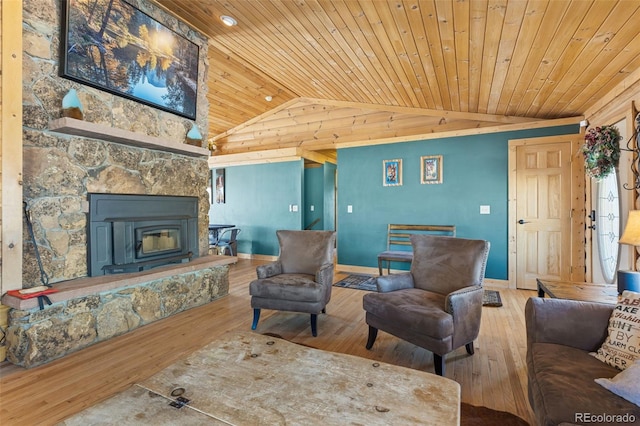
<box><xmin>213</xmin><ymin>228</ymin><xmax>241</xmax><ymax>255</ymax></box>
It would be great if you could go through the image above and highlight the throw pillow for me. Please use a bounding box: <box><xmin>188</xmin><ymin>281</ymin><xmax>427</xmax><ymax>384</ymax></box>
<box><xmin>591</xmin><ymin>290</ymin><xmax>640</xmax><ymax>370</ymax></box>
<box><xmin>595</xmin><ymin>359</ymin><xmax>640</xmax><ymax>407</ymax></box>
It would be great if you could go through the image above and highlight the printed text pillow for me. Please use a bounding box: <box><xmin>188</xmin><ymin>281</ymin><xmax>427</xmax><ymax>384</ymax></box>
<box><xmin>591</xmin><ymin>291</ymin><xmax>640</xmax><ymax>370</ymax></box>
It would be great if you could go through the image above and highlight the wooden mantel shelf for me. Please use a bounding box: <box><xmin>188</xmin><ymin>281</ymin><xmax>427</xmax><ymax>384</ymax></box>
<box><xmin>49</xmin><ymin>117</ymin><xmax>210</xmax><ymax>157</ymax></box>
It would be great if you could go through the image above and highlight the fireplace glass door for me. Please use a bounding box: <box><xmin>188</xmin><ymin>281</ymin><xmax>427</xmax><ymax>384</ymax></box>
<box><xmin>138</xmin><ymin>226</ymin><xmax>181</xmax><ymax>258</ymax></box>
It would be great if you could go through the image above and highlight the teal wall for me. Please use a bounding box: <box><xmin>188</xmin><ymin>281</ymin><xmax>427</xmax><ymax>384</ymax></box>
<box><xmin>303</xmin><ymin>164</ymin><xmax>337</xmax><ymax>231</ymax></box>
<box><xmin>210</xmin><ymin>125</ymin><xmax>578</xmax><ymax>274</ymax></box>
<box><xmin>304</xmin><ymin>167</ymin><xmax>324</xmax><ymax>229</ymax></box>
<box><xmin>337</xmin><ymin>125</ymin><xmax>579</xmax><ymax>280</ymax></box>
<box><xmin>324</xmin><ymin>162</ymin><xmax>337</xmax><ymax>231</ymax></box>
<box><xmin>210</xmin><ymin>160</ymin><xmax>304</xmax><ymax>255</ymax></box>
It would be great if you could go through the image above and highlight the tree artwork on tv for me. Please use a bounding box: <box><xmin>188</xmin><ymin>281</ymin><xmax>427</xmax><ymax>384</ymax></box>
<box><xmin>61</xmin><ymin>0</ymin><xmax>199</xmax><ymax>119</ymax></box>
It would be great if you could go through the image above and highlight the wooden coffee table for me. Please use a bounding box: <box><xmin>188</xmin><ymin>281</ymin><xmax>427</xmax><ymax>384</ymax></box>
<box><xmin>536</xmin><ymin>278</ymin><xmax>619</xmax><ymax>304</ymax></box>
<box><xmin>62</xmin><ymin>331</ymin><xmax>461</xmax><ymax>425</ymax></box>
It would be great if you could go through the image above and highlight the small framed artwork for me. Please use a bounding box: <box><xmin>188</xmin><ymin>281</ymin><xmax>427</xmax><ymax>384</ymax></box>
<box><xmin>207</xmin><ymin>170</ymin><xmax>213</xmax><ymax>204</ymax></box>
<box><xmin>421</xmin><ymin>155</ymin><xmax>443</xmax><ymax>184</ymax></box>
<box><xmin>383</xmin><ymin>159</ymin><xmax>403</xmax><ymax>186</ymax></box>
<box><xmin>215</xmin><ymin>168</ymin><xmax>225</xmax><ymax>203</ymax></box>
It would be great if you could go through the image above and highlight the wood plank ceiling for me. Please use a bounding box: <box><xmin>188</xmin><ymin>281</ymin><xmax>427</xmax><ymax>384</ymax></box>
<box><xmin>155</xmin><ymin>0</ymin><xmax>640</xmax><ymax>159</ymax></box>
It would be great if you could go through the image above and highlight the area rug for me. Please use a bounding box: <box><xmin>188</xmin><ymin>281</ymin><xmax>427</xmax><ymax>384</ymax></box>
<box><xmin>333</xmin><ymin>274</ymin><xmax>377</xmax><ymax>291</ymax></box>
<box><xmin>461</xmin><ymin>403</ymin><xmax>529</xmax><ymax>425</ymax></box>
<box><xmin>336</xmin><ymin>275</ymin><xmax>504</xmax><ymax>307</ymax></box>
<box><xmin>483</xmin><ymin>290</ymin><xmax>503</xmax><ymax>307</ymax></box>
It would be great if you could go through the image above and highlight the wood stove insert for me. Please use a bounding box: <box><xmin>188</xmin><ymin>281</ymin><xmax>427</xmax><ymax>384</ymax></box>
<box><xmin>87</xmin><ymin>194</ymin><xmax>199</xmax><ymax>276</ymax></box>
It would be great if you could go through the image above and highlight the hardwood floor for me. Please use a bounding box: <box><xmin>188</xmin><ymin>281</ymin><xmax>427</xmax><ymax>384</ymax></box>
<box><xmin>0</xmin><ymin>259</ymin><xmax>537</xmax><ymax>425</ymax></box>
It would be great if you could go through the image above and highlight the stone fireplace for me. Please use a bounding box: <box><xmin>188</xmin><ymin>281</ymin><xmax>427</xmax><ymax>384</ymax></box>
<box><xmin>0</xmin><ymin>0</ymin><xmax>230</xmax><ymax>368</ymax></box>
<box><xmin>20</xmin><ymin>0</ymin><xmax>212</xmax><ymax>286</ymax></box>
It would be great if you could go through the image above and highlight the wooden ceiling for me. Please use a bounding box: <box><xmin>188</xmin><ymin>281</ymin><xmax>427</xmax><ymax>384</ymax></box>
<box><xmin>155</xmin><ymin>0</ymin><xmax>640</xmax><ymax>159</ymax></box>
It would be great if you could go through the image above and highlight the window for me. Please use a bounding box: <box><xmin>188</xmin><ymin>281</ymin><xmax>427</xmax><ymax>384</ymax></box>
<box><xmin>596</xmin><ymin>170</ymin><xmax>621</xmax><ymax>283</ymax></box>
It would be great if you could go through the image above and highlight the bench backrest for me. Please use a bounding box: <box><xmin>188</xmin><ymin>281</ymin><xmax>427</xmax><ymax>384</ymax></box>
<box><xmin>386</xmin><ymin>224</ymin><xmax>456</xmax><ymax>250</ymax></box>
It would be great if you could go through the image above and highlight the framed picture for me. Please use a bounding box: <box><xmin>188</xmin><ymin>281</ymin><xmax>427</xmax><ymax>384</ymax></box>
<box><xmin>421</xmin><ymin>155</ymin><xmax>443</xmax><ymax>184</ymax></box>
<box><xmin>207</xmin><ymin>170</ymin><xmax>214</xmax><ymax>204</ymax></box>
<box><xmin>215</xmin><ymin>169</ymin><xmax>225</xmax><ymax>204</ymax></box>
<box><xmin>60</xmin><ymin>0</ymin><xmax>199</xmax><ymax>120</ymax></box>
<box><xmin>383</xmin><ymin>159</ymin><xmax>402</xmax><ymax>186</ymax></box>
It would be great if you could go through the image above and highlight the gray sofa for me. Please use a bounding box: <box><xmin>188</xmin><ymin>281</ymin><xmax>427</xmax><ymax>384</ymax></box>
<box><xmin>525</xmin><ymin>297</ymin><xmax>640</xmax><ymax>425</ymax></box>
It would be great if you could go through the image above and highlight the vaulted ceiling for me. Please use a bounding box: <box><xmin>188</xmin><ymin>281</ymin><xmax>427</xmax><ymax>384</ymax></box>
<box><xmin>155</xmin><ymin>0</ymin><xmax>640</xmax><ymax>159</ymax></box>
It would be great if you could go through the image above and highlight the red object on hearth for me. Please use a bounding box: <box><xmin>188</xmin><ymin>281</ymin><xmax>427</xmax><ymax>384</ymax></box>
<box><xmin>6</xmin><ymin>287</ymin><xmax>58</xmax><ymax>300</ymax></box>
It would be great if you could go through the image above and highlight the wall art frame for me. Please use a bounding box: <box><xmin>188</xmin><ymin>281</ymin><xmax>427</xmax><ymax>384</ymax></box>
<box><xmin>421</xmin><ymin>155</ymin><xmax>443</xmax><ymax>184</ymax></box>
<box><xmin>60</xmin><ymin>0</ymin><xmax>199</xmax><ymax>120</ymax></box>
<box><xmin>215</xmin><ymin>168</ymin><xmax>225</xmax><ymax>204</ymax></box>
<box><xmin>383</xmin><ymin>159</ymin><xmax>403</xmax><ymax>186</ymax></box>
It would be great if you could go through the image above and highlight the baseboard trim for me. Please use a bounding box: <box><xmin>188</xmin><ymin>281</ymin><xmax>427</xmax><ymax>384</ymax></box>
<box><xmin>337</xmin><ymin>264</ymin><xmax>387</xmax><ymax>275</ymax></box>
<box><xmin>236</xmin><ymin>253</ymin><xmax>278</xmax><ymax>262</ymax></box>
<box><xmin>483</xmin><ymin>278</ymin><xmax>509</xmax><ymax>289</ymax></box>
<box><xmin>337</xmin><ymin>264</ymin><xmax>510</xmax><ymax>288</ymax></box>
<box><xmin>237</xmin><ymin>255</ymin><xmax>510</xmax><ymax>288</ymax></box>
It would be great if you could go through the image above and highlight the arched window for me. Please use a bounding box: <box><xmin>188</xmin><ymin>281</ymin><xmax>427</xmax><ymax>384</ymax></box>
<box><xmin>596</xmin><ymin>170</ymin><xmax>621</xmax><ymax>283</ymax></box>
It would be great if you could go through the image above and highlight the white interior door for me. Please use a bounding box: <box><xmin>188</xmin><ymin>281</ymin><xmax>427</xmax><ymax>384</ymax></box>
<box><xmin>515</xmin><ymin>140</ymin><xmax>572</xmax><ymax>289</ymax></box>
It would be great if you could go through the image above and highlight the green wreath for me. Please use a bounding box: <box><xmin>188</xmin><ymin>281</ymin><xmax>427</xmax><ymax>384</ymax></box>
<box><xmin>581</xmin><ymin>125</ymin><xmax>621</xmax><ymax>180</ymax></box>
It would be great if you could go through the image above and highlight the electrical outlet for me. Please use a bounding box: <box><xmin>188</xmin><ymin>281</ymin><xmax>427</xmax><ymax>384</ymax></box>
<box><xmin>347</xmin><ymin>205</ymin><xmax>353</xmax><ymax>213</ymax></box>
<box><xmin>480</xmin><ymin>205</ymin><xmax>491</xmax><ymax>215</ymax></box>
<box><xmin>310</xmin><ymin>205</ymin><xmax>315</xmax><ymax>211</ymax></box>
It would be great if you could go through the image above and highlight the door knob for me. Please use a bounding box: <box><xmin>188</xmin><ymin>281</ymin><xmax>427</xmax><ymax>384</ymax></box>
<box><xmin>518</xmin><ymin>219</ymin><xmax>530</xmax><ymax>224</ymax></box>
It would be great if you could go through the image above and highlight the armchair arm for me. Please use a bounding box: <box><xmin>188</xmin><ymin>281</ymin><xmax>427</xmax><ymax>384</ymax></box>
<box><xmin>446</xmin><ymin>285</ymin><xmax>483</xmax><ymax>348</ymax></box>
<box><xmin>315</xmin><ymin>263</ymin><xmax>334</xmax><ymax>287</ymax></box>
<box><xmin>375</xmin><ymin>272</ymin><xmax>415</xmax><ymax>293</ymax></box>
<box><xmin>256</xmin><ymin>261</ymin><xmax>282</xmax><ymax>279</ymax></box>
<box><xmin>525</xmin><ymin>297</ymin><xmax>613</xmax><ymax>352</ymax></box>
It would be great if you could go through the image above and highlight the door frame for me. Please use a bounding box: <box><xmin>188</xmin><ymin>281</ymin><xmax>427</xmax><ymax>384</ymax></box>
<box><xmin>507</xmin><ymin>134</ymin><xmax>586</xmax><ymax>289</ymax></box>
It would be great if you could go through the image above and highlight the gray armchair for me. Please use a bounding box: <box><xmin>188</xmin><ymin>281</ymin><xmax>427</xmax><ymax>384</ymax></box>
<box><xmin>363</xmin><ymin>234</ymin><xmax>490</xmax><ymax>376</ymax></box>
<box><xmin>250</xmin><ymin>230</ymin><xmax>336</xmax><ymax>337</ymax></box>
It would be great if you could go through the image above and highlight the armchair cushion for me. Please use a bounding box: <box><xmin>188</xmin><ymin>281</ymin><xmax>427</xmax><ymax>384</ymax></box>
<box><xmin>363</xmin><ymin>289</ymin><xmax>451</xmax><ymax>339</ymax></box>
<box><xmin>278</xmin><ymin>230</ymin><xmax>335</xmax><ymax>274</ymax></box>
<box><xmin>410</xmin><ymin>235</ymin><xmax>489</xmax><ymax>294</ymax></box>
<box><xmin>249</xmin><ymin>274</ymin><xmax>324</xmax><ymax>302</ymax></box>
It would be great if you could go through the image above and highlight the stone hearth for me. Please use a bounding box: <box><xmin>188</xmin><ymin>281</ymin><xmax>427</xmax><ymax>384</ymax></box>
<box><xmin>2</xmin><ymin>256</ymin><xmax>234</xmax><ymax>368</ymax></box>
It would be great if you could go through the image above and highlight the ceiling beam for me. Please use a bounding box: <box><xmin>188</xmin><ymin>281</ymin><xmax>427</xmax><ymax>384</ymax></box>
<box><xmin>208</xmin><ymin>147</ymin><xmax>336</xmax><ymax>168</ymax></box>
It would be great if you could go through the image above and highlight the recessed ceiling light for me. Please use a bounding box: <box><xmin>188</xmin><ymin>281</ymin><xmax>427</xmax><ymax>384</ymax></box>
<box><xmin>265</xmin><ymin>95</ymin><xmax>273</xmax><ymax>102</ymax></box>
<box><xmin>220</xmin><ymin>15</ymin><xmax>237</xmax><ymax>27</ymax></box>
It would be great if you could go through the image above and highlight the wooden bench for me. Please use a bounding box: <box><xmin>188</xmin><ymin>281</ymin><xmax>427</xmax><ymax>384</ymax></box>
<box><xmin>377</xmin><ymin>224</ymin><xmax>456</xmax><ymax>275</ymax></box>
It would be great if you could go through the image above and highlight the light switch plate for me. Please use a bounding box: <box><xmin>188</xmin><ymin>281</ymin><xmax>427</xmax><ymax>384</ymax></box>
<box><xmin>480</xmin><ymin>205</ymin><xmax>490</xmax><ymax>215</ymax></box>
<box><xmin>292</xmin><ymin>205</ymin><xmax>299</xmax><ymax>212</ymax></box>
<box><xmin>347</xmin><ymin>205</ymin><xmax>353</xmax><ymax>213</ymax></box>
